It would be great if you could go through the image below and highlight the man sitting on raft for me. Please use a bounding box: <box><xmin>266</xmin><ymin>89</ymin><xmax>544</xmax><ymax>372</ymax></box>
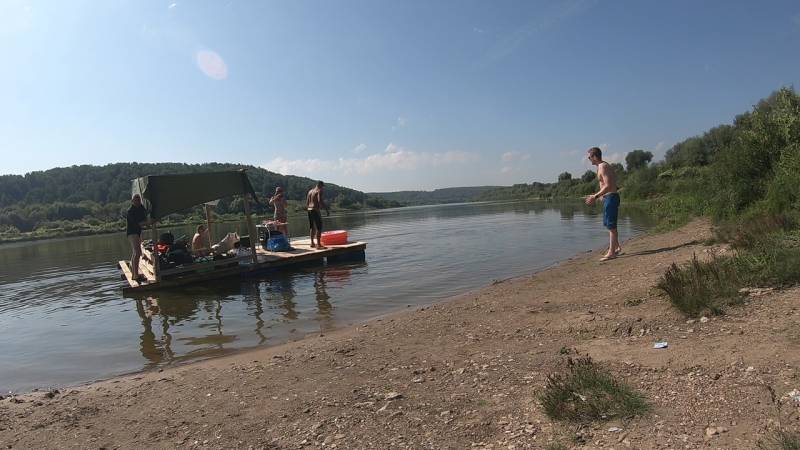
<box><xmin>192</xmin><ymin>224</ymin><xmax>211</xmax><ymax>257</ymax></box>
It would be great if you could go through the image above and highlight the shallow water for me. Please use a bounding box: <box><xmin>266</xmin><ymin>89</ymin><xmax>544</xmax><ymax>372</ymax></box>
<box><xmin>0</xmin><ymin>200</ymin><xmax>653</xmax><ymax>392</ymax></box>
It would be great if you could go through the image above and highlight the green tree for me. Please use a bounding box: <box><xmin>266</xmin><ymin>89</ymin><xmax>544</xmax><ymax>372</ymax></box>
<box><xmin>580</xmin><ymin>170</ymin><xmax>596</xmax><ymax>183</ymax></box>
<box><xmin>625</xmin><ymin>150</ymin><xmax>653</xmax><ymax>171</ymax></box>
<box><xmin>557</xmin><ymin>172</ymin><xmax>572</xmax><ymax>182</ymax></box>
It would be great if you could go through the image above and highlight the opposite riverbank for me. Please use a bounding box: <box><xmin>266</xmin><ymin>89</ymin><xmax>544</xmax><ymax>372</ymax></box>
<box><xmin>2</xmin><ymin>219</ymin><xmax>799</xmax><ymax>449</ymax></box>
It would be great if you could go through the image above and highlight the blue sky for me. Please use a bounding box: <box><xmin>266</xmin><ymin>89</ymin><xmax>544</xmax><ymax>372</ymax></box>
<box><xmin>2</xmin><ymin>0</ymin><xmax>799</xmax><ymax>192</ymax></box>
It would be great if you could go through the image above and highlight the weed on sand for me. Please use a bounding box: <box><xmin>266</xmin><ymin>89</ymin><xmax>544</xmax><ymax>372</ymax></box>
<box><xmin>656</xmin><ymin>253</ymin><xmax>742</xmax><ymax>317</ymax></box>
<box><xmin>758</xmin><ymin>430</ymin><xmax>800</xmax><ymax>450</ymax></box>
<box><xmin>540</xmin><ymin>358</ymin><xmax>648</xmax><ymax>423</ymax></box>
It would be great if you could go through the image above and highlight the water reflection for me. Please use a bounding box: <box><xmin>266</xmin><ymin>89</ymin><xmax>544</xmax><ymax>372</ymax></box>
<box><xmin>131</xmin><ymin>262</ymin><xmax>361</xmax><ymax>367</ymax></box>
<box><xmin>0</xmin><ymin>200</ymin><xmax>655</xmax><ymax>393</ymax></box>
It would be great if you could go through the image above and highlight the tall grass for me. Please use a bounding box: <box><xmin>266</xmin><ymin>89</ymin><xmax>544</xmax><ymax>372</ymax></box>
<box><xmin>656</xmin><ymin>253</ymin><xmax>742</xmax><ymax>317</ymax></box>
<box><xmin>540</xmin><ymin>358</ymin><xmax>648</xmax><ymax>423</ymax></box>
<box><xmin>758</xmin><ymin>431</ymin><xmax>800</xmax><ymax>450</ymax></box>
<box><xmin>657</xmin><ymin>215</ymin><xmax>800</xmax><ymax>317</ymax></box>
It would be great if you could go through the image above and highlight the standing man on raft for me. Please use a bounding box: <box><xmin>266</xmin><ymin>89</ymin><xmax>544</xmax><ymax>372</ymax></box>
<box><xmin>584</xmin><ymin>146</ymin><xmax>621</xmax><ymax>261</ymax></box>
<box><xmin>127</xmin><ymin>194</ymin><xmax>150</xmax><ymax>281</ymax></box>
<box><xmin>306</xmin><ymin>181</ymin><xmax>330</xmax><ymax>249</ymax></box>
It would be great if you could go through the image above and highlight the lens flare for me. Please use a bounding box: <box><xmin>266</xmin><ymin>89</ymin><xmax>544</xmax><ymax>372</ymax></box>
<box><xmin>195</xmin><ymin>49</ymin><xmax>228</xmax><ymax>80</ymax></box>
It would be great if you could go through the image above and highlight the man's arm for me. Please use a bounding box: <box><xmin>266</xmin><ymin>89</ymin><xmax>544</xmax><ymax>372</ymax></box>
<box><xmin>318</xmin><ymin>191</ymin><xmax>330</xmax><ymax>214</ymax></box>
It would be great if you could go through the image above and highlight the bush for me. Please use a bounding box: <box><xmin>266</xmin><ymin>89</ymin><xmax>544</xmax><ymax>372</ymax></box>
<box><xmin>540</xmin><ymin>357</ymin><xmax>649</xmax><ymax>423</ymax></box>
<box><xmin>758</xmin><ymin>430</ymin><xmax>800</xmax><ymax>450</ymax></box>
<box><xmin>656</xmin><ymin>253</ymin><xmax>743</xmax><ymax>317</ymax></box>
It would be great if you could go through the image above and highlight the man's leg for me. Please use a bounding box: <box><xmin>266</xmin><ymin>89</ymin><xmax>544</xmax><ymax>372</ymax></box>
<box><xmin>130</xmin><ymin>234</ymin><xmax>142</xmax><ymax>278</ymax></box>
<box><xmin>308</xmin><ymin>211</ymin><xmax>317</xmax><ymax>247</ymax></box>
<box><xmin>610</xmin><ymin>228</ymin><xmax>620</xmax><ymax>255</ymax></box>
<box><xmin>315</xmin><ymin>212</ymin><xmax>325</xmax><ymax>249</ymax></box>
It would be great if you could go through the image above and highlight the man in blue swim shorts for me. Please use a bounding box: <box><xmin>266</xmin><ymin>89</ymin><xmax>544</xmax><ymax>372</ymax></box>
<box><xmin>584</xmin><ymin>147</ymin><xmax>622</xmax><ymax>261</ymax></box>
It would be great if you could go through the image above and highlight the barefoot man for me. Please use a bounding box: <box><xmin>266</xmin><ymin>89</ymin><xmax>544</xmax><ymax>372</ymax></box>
<box><xmin>306</xmin><ymin>181</ymin><xmax>330</xmax><ymax>249</ymax></box>
<box><xmin>584</xmin><ymin>147</ymin><xmax>621</xmax><ymax>261</ymax></box>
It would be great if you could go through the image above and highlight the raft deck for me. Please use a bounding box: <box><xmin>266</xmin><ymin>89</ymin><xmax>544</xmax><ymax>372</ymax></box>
<box><xmin>118</xmin><ymin>240</ymin><xmax>366</xmax><ymax>294</ymax></box>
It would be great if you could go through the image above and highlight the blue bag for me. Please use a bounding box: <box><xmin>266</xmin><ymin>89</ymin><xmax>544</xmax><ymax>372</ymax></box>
<box><xmin>266</xmin><ymin>234</ymin><xmax>291</xmax><ymax>252</ymax></box>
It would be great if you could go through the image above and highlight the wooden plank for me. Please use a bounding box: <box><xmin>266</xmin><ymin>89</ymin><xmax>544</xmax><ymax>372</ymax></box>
<box><xmin>137</xmin><ymin>258</ymin><xmax>156</xmax><ymax>282</ymax></box>
<box><xmin>159</xmin><ymin>256</ymin><xmax>244</xmax><ymax>277</ymax></box>
<box><xmin>122</xmin><ymin>241</ymin><xmax>368</xmax><ymax>294</ymax></box>
<box><xmin>118</xmin><ymin>260</ymin><xmax>141</xmax><ymax>288</ymax></box>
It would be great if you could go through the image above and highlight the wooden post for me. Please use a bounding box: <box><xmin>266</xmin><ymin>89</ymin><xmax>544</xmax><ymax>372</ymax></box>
<box><xmin>151</xmin><ymin>221</ymin><xmax>160</xmax><ymax>282</ymax></box>
<box><xmin>204</xmin><ymin>204</ymin><xmax>214</xmax><ymax>246</ymax></box>
<box><xmin>243</xmin><ymin>193</ymin><xmax>258</xmax><ymax>265</ymax></box>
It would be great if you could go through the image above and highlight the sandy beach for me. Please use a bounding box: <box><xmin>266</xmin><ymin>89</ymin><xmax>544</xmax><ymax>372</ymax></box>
<box><xmin>2</xmin><ymin>219</ymin><xmax>799</xmax><ymax>449</ymax></box>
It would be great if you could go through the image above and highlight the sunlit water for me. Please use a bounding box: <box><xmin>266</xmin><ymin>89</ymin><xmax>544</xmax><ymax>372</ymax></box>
<box><xmin>0</xmin><ymin>201</ymin><xmax>654</xmax><ymax>393</ymax></box>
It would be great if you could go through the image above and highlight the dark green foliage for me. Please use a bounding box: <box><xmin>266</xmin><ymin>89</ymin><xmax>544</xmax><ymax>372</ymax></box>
<box><xmin>580</xmin><ymin>170</ymin><xmax>596</xmax><ymax>183</ymax></box>
<box><xmin>558</xmin><ymin>172</ymin><xmax>572</xmax><ymax>182</ymax></box>
<box><xmin>625</xmin><ymin>149</ymin><xmax>653</xmax><ymax>171</ymax></box>
<box><xmin>664</xmin><ymin>125</ymin><xmax>735</xmax><ymax>168</ymax></box>
<box><xmin>540</xmin><ymin>358</ymin><xmax>649</xmax><ymax>423</ymax></box>
<box><xmin>656</xmin><ymin>254</ymin><xmax>743</xmax><ymax>317</ymax></box>
<box><xmin>0</xmin><ymin>162</ymin><xmax>395</xmax><ymax>240</ymax></box>
<box><xmin>758</xmin><ymin>431</ymin><xmax>800</xmax><ymax>450</ymax></box>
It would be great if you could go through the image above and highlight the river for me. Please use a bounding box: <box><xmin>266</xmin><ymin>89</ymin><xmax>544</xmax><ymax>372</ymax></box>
<box><xmin>0</xmin><ymin>200</ymin><xmax>653</xmax><ymax>393</ymax></box>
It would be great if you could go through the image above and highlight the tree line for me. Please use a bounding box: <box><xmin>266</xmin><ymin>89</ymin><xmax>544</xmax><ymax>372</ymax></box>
<box><xmin>0</xmin><ymin>163</ymin><xmax>401</xmax><ymax>238</ymax></box>
<box><xmin>478</xmin><ymin>86</ymin><xmax>800</xmax><ymax>228</ymax></box>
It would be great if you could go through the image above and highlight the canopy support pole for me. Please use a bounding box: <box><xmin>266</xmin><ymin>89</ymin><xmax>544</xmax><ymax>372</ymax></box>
<box><xmin>243</xmin><ymin>193</ymin><xmax>258</xmax><ymax>265</ymax></box>
<box><xmin>151</xmin><ymin>222</ymin><xmax>160</xmax><ymax>282</ymax></box>
<box><xmin>204</xmin><ymin>204</ymin><xmax>214</xmax><ymax>246</ymax></box>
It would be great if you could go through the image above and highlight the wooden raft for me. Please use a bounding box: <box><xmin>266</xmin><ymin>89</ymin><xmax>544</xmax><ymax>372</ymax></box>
<box><xmin>118</xmin><ymin>240</ymin><xmax>366</xmax><ymax>294</ymax></box>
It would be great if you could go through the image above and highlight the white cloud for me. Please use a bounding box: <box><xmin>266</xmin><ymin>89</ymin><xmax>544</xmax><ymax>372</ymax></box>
<box><xmin>352</xmin><ymin>143</ymin><xmax>367</xmax><ymax>154</ymax></box>
<box><xmin>265</xmin><ymin>157</ymin><xmax>337</xmax><ymax>176</ymax></box>
<box><xmin>264</xmin><ymin>144</ymin><xmax>478</xmax><ymax>177</ymax></box>
<box><xmin>168</xmin><ymin>3</ymin><xmax>178</xmax><ymax>9</ymax></box>
<box><xmin>501</xmin><ymin>151</ymin><xmax>531</xmax><ymax>162</ymax></box>
<box><xmin>500</xmin><ymin>166</ymin><xmax>513</xmax><ymax>174</ymax></box>
<box><xmin>655</xmin><ymin>141</ymin><xmax>666</xmax><ymax>153</ymax></box>
<box><xmin>473</xmin><ymin>27</ymin><xmax>485</xmax><ymax>34</ymax></box>
<box><xmin>605</xmin><ymin>152</ymin><xmax>624</xmax><ymax>164</ymax></box>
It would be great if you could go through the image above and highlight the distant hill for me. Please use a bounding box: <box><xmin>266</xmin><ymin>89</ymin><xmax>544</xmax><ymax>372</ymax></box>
<box><xmin>368</xmin><ymin>186</ymin><xmax>503</xmax><ymax>205</ymax></box>
<box><xmin>0</xmin><ymin>162</ymin><xmax>398</xmax><ymax>236</ymax></box>
<box><xmin>0</xmin><ymin>162</ymin><xmax>371</xmax><ymax>208</ymax></box>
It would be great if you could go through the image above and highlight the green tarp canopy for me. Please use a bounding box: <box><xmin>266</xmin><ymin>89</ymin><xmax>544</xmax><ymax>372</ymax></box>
<box><xmin>131</xmin><ymin>170</ymin><xmax>258</xmax><ymax>220</ymax></box>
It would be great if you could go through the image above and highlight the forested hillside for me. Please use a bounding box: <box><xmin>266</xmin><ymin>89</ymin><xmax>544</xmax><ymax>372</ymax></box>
<box><xmin>0</xmin><ymin>162</ymin><xmax>400</xmax><ymax>240</ymax></box>
<box><xmin>368</xmin><ymin>186</ymin><xmax>501</xmax><ymax>205</ymax></box>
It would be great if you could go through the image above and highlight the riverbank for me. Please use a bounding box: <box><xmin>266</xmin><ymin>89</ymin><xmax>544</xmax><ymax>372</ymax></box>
<box><xmin>2</xmin><ymin>219</ymin><xmax>798</xmax><ymax>449</ymax></box>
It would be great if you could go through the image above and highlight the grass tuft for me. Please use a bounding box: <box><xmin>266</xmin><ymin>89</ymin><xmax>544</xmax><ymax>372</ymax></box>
<box><xmin>758</xmin><ymin>430</ymin><xmax>800</xmax><ymax>450</ymax></box>
<box><xmin>544</xmin><ymin>443</ymin><xmax>569</xmax><ymax>450</ymax></box>
<box><xmin>540</xmin><ymin>357</ymin><xmax>648</xmax><ymax>423</ymax></box>
<box><xmin>656</xmin><ymin>253</ymin><xmax>742</xmax><ymax>317</ymax></box>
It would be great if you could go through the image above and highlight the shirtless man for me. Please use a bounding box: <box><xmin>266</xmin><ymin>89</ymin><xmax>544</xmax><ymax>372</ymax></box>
<box><xmin>191</xmin><ymin>224</ymin><xmax>211</xmax><ymax>257</ymax></box>
<box><xmin>584</xmin><ymin>147</ymin><xmax>621</xmax><ymax>261</ymax></box>
<box><xmin>306</xmin><ymin>181</ymin><xmax>330</xmax><ymax>249</ymax></box>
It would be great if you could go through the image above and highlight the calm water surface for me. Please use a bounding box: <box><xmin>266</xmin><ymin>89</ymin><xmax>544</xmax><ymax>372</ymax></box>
<box><xmin>0</xmin><ymin>201</ymin><xmax>653</xmax><ymax>392</ymax></box>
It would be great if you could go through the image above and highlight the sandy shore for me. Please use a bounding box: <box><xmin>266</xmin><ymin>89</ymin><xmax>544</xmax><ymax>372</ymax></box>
<box><xmin>2</xmin><ymin>219</ymin><xmax>799</xmax><ymax>449</ymax></box>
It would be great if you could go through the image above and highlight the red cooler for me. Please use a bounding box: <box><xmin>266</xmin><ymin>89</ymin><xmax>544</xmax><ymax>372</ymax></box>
<box><xmin>320</xmin><ymin>230</ymin><xmax>348</xmax><ymax>246</ymax></box>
